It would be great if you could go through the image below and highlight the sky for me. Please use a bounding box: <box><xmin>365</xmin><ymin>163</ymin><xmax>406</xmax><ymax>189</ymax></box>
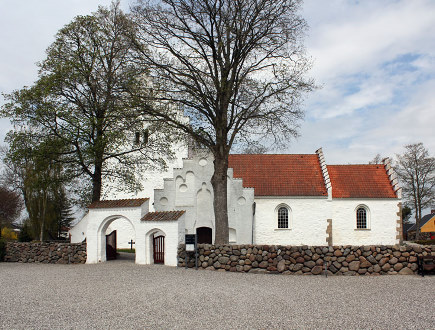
<box><xmin>0</xmin><ymin>0</ymin><xmax>434</xmax><ymax>165</ymax></box>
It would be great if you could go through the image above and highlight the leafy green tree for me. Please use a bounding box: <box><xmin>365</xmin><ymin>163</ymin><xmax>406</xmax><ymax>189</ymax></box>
<box><xmin>1</xmin><ymin>1</ymin><xmax>177</xmax><ymax>203</ymax></box>
<box><xmin>131</xmin><ymin>0</ymin><xmax>314</xmax><ymax>243</ymax></box>
<box><xmin>3</xmin><ymin>132</ymin><xmax>72</xmax><ymax>241</ymax></box>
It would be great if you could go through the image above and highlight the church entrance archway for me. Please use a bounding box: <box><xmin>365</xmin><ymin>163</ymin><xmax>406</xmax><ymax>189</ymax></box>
<box><xmin>196</xmin><ymin>227</ymin><xmax>212</xmax><ymax>244</ymax></box>
<box><xmin>96</xmin><ymin>216</ymin><xmax>136</xmax><ymax>263</ymax></box>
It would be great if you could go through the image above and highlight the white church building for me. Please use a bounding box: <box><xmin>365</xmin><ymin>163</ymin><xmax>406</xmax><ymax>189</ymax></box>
<box><xmin>69</xmin><ymin>148</ymin><xmax>402</xmax><ymax>266</ymax></box>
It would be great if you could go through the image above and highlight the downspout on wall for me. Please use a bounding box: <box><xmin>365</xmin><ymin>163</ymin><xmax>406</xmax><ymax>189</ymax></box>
<box><xmin>252</xmin><ymin>202</ymin><xmax>256</xmax><ymax>244</ymax></box>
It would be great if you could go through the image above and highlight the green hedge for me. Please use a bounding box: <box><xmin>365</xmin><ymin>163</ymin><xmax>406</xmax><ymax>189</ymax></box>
<box><xmin>0</xmin><ymin>239</ymin><xmax>5</xmax><ymax>261</ymax></box>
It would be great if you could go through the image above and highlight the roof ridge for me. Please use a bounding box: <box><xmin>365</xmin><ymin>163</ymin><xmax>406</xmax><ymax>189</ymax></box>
<box><xmin>95</xmin><ymin>197</ymin><xmax>149</xmax><ymax>202</ymax></box>
<box><xmin>229</xmin><ymin>153</ymin><xmax>317</xmax><ymax>156</ymax></box>
<box><xmin>327</xmin><ymin>164</ymin><xmax>384</xmax><ymax>166</ymax></box>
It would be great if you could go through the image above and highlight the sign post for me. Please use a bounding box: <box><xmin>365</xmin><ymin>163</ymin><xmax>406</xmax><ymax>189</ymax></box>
<box><xmin>185</xmin><ymin>234</ymin><xmax>198</xmax><ymax>270</ymax></box>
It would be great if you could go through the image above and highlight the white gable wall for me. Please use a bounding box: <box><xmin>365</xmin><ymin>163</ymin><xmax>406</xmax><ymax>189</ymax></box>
<box><xmin>69</xmin><ymin>212</ymin><xmax>89</xmax><ymax>243</ymax></box>
<box><xmin>154</xmin><ymin>151</ymin><xmax>255</xmax><ymax>244</ymax></box>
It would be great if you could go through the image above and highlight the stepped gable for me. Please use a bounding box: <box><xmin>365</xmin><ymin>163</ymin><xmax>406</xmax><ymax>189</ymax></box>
<box><xmin>88</xmin><ymin>198</ymin><xmax>149</xmax><ymax>209</ymax></box>
<box><xmin>327</xmin><ymin>165</ymin><xmax>397</xmax><ymax>198</ymax></box>
<box><xmin>141</xmin><ymin>210</ymin><xmax>185</xmax><ymax>221</ymax></box>
<box><xmin>228</xmin><ymin>154</ymin><xmax>327</xmax><ymax>196</ymax></box>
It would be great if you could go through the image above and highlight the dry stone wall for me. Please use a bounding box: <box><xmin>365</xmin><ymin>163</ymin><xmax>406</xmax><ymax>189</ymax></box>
<box><xmin>4</xmin><ymin>242</ymin><xmax>86</xmax><ymax>264</ymax></box>
<box><xmin>178</xmin><ymin>244</ymin><xmax>435</xmax><ymax>275</ymax></box>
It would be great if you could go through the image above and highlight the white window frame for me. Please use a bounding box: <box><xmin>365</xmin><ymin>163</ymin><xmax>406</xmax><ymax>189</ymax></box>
<box><xmin>355</xmin><ymin>204</ymin><xmax>371</xmax><ymax>230</ymax></box>
<box><xmin>275</xmin><ymin>204</ymin><xmax>292</xmax><ymax>230</ymax></box>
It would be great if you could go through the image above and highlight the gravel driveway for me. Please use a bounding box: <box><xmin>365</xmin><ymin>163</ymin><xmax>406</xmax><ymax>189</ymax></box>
<box><xmin>1</xmin><ymin>258</ymin><xmax>434</xmax><ymax>329</ymax></box>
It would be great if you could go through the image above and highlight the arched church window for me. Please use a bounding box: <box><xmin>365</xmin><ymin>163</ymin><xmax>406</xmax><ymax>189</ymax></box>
<box><xmin>356</xmin><ymin>207</ymin><xmax>367</xmax><ymax>229</ymax></box>
<box><xmin>278</xmin><ymin>207</ymin><xmax>289</xmax><ymax>229</ymax></box>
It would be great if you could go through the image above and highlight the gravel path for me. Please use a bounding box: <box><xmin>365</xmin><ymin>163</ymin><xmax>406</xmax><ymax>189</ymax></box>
<box><xmin>1</xmin><ymin>259</ymin><xmax>434</xmax><ymax>329</ymax></box>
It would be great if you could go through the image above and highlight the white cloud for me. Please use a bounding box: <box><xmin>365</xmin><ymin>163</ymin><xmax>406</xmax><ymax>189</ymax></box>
<box><xmin>304</xmin><ymin>0</ymin><xmax>435</xmax><ymax>80</ymax></box>
<box><xmin>0</xmin><ymin>0</ymin><xmax>434</xmax><ymax>166</ymax></box>
<box><xmin>286</xmin><ymin>0</ymin><xmax>435</xmax><ymax>163</ymax></box>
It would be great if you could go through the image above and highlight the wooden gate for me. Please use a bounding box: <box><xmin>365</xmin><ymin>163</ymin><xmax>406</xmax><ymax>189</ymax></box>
<box><xmin>106</xmin><ymin>230</ymin><xmax>117</xmax><ymax>260</ymax></box>
<box><xmin>153</xmin><ymin>235</ymin><xmax>164</xmax><ymax>264</ymax></box>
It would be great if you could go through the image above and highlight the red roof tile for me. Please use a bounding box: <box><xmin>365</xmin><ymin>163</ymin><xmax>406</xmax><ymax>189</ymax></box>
<box><xmin>141</xmin><ymin>210</ymin><xmax>185</xmax><ymax>221</ymax></box>
<box><xmin>88</xmin><ymin>198</ymin><xmax>149</xmax><ymax>209</ymax></box>
<box><xmin>327</xmin><ymin>165</ymin><xmax>396</xmax><ymax>198</ymax></box>
<box><xmin>228</xmin><ymin>154</ymin><xmax>327</xmax><ymax>196</ymax></box>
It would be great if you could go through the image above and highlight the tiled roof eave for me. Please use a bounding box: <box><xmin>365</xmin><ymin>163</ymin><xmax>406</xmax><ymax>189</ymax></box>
<box><xmin>331</xmin><ymin>197</ymin><xmax>399</xmax><ymax>200</ymax></box>
<box><xmin>254</xmin><ymin>195</ymin><xmax>328</xmax><ymax>199</ymax></box>
<box><xmin>141</xmin><ymin>210</ymin><xmax>186</xmax><ymax>221</ymax></box>
<box><xmin>88</xmin><ymin>198</ymin><xmax>149</xmax><ymax>209</ymax></box>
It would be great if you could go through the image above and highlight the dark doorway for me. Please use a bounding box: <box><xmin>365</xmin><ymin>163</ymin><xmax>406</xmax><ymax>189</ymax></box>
<box><xmin>196</xmin><ymin>227</ymin><xmax>212</xmax><ymax>244</ymax></box>
<box><xmin>153</xmin><ymin>235</ymin><xmax>165</xmax><ymax>264</ymax></box>
<box><xmin>106</xmin><ymin>230</ymin><xmax>117</xmax><ymax>260</ymax></box>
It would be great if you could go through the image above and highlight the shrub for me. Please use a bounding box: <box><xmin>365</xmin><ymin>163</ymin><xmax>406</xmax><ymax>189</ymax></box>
<box><xmin>414</xmin><ymin>239</ymin><xmax>435</xmax><ymax>246</ymax></box>
<box><xmin>0</xmin><ymin>238</ymin><xmax>5</xmax><ymax>261</ymax></box>
<box><xmin>1</xmin><ymin>227</ymin><xmax>18</xmax><ymax>240</ymax></box>
<box><xmin>18</xmin><ymin>225</ymin><xmax>33</xmax><ymax>242</ymax></box>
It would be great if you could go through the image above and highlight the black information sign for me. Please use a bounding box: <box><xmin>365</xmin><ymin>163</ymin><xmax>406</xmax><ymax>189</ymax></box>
<box><xmin>184</xmin><ymin>234</ymin><xmax>198</xmax><ymax>270</ymax></box>
<box><xmin>185</xmin><ymin>234</ymin><xmax>196</xmax><ymax>245</ymax></box>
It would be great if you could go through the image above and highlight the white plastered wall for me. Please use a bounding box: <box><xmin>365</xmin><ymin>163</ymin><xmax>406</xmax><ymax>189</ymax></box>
<box><xmin>331</xmin><ymin>199</ymin><xmax>400</xmax><ymax>245</ymax></box>
<box><xmin>254</xmin><ymin>197</ymin><xmax>329</xmax><ymax>246</ymax></box>
<box><xmin>85</xmin><ymin>204</ymin><xmax>146</xmax><ymax>264</ymax></box>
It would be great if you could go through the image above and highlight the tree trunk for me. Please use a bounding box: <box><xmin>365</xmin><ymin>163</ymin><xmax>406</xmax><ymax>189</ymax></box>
<box><xmin>211</xmin><ymin>153</ymin><xmax>229</xmax><ymax>244</ymax></box>
<box><xmin>415</xmin><ymin>205</ymin><xmax>422</xmax><ymax>240</ymax></box>
<box><xmin>92</xmin><ymin>162</ymin><xmax>103</xmax><ymax>202</ymax></box>
<box><xmin>39</xmin><ymin>191</ymin><xmax>47</xmax><ymax>241</ymax></box>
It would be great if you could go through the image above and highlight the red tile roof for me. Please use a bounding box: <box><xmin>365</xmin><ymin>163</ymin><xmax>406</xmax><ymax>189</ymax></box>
<box><xmin>228</xmin><ymin>154</ymin><xmax>327</xmax><ymax>196</ymax></box>
<box><xmin>141</xmin><ymin>210</ymin><xmax>185</xmax><ymax>221</ymax></box>
<box><xmin>327</xmin><ymin>165</ymin><xmax>396</xmax><ymax>198</ymax></box>
<box><xmin>88</xmin><ymin>198</ymin><xmax>149</xmax><ymax>209</ymax></box>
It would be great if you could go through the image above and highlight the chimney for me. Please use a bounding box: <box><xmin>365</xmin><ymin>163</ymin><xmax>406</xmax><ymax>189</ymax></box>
<box><xmin>431</xmin><ymin>209</ymin><xmax>435</xmax><ymax>214</ymax></box>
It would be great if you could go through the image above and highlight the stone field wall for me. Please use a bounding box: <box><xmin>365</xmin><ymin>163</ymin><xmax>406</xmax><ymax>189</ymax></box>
<box><xmin>178</xmin><ymin>244</ymin><xmax>435</xmax><ymax>275</ymax></box>
<box><xmin>4</xmin><ymin>242</ymin><xmax>87</xmax><ymax>264</ymax></box>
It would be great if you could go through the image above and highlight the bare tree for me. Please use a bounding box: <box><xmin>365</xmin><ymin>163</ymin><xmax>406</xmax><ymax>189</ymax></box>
<box><xmin>131</xmin><ymin>0</ymin><xmax>314</xmax><ymax>243</ymax></box>
<box><xmin>395</xmin><ymin>143</ymin><xmax>435</xmax><ymax>240</ymax></box>
<box><xmin>369</xmin><ymin>154</ymin><xmax>385</xmax><ymax>164</ymax></box>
